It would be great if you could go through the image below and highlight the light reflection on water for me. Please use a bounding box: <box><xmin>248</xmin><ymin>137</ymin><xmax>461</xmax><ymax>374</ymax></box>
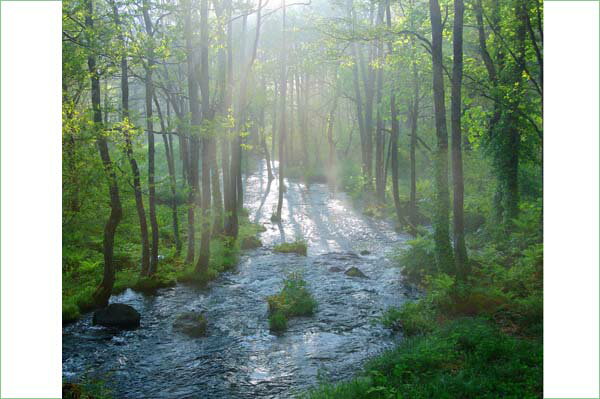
<box><xmin>62</xmin><ymin>159</ymin><xmax>414</xmax><ymax>398</ymax></box>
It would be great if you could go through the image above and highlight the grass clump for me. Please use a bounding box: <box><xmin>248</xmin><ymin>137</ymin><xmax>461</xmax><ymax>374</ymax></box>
<box><xmin>305</xmin><ymin>318</ymin><xmax>542</xmax><ymax>399</ymax></box>
<box><xmin>268</xmin><ymin>311</ymin><xmax>288</xmax><ymax>332</ymax></box>
<box><xmin>273</xmin><ymin>240</ymin><xmax>308</xmax><ymax>256</ymax></box>
<box><xmin>267</xmin><ymin>273</ymin><xmax>317</xmax><ymax>332</ymax></box>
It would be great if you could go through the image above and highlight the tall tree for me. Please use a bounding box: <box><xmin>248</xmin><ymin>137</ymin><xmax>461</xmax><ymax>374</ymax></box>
<box><xmin>385</xmin><ymin>0</ymin><xmax>402</xmax><ymax>228</ymax></box>
<box><xmin>142</xmin><ymin>0</ymin><xmax>159</xmax><ymax>275</ymax></box>
<box><xmin>109</xmin><ymin>0</ymin><xmax>151</xmax><ymax>272</ymax></box>
<box><xmin>451</xmin><ymin>0</ymin><xmax>468</xmax><ymax>275</ymax></box>
<box><xmin>196</xmin><ymin>0</ymin><xmax>212</xmax><ymax>273</ymax></box>
<box><xmin>274</xmin><ymin>0</ymin><xmax>287</xmax><ymax>221</ymax></box>
<box><xmin>429</xmin><ymin>0</ymin><xmax>454</xmax><ymax>273</ymax></box>
<box><xmin>184</xmin><ymin>0</ymin><xmax>201</xmax><ymax>263</ymax></box>
<box><xmin>86</xmin><ymin>0</ymin><xmax>123</xmax><ymax>306</ymax></box>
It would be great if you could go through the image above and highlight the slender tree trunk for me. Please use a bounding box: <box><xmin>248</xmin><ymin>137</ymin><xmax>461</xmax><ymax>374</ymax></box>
<box><xmin>142</xmin><ymin>0</ymin><xmax>159</xmax><ymax>275</ymax></box>
<box><xmin>110</xmin><ymin>0</ymin><xmax>150</xmax><ymax>272</ymax></box>
<box><xmin>503</xmin><ymin>0</ymin><xmax>527</xmax><ymax>225</ymax></box>
<box><xmin>451</xmin><ymin>0</ymin><xmax>468</xmax><ymax>276</ymax></box>
<box><xmin>409</xmin><ymin>70</ymin><xmax>419</xmax><ymax>226</ymax></box>
<box><xmin>374</xmin><ymin>0</ymin><xmax>385</xmax><ymax>202</ymax></box>
<box><xmin>196</xmin><ymin>0</ymin><xmax>212</xmax><ymax>273</ymax></box>
<box><xmin>154</xmin><ymin>96</ymin><xmax>182</xmax><ymax>256</ymax></box>
<box><xmin>86</xmin><ymin>0</ymin><xmax>123</xmax><ymax>307</ymax></box>
<box><xmin>301</xmin><ymin>73</ymin><xmax>310</xmax><ymax>167</ymax></box>
<box><xmin>184</xmin><ymin>0</ymin><xmax>200</xmax><ymax>263</ymax></box>
<box><xmin>385</xmin><ymin>0</ymin><xmax>403</xmax><ymax>228</ymax></box>
<box><xmin>271</xmin><ymin>78</ymin><xmax>278</xmax><ymax>173</ymax></box>
<box><xmin>275</xmin><ymin>0</ymin><xmax>287</xmax><ymax>221</ymax></box>
<box><xmin>211</xmin><ymin>139</ymin><xmax>224</xmax><ymax>235</ymax></box>
<box><xmin>429</xmin><ymin>0</ymin><xmax>454</xmax><ymax>273</ymax></box>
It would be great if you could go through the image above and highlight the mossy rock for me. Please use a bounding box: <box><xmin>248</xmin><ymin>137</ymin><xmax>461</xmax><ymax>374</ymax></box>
<box><xmin>345</xmin><ymin>267</ymin><xmax>368</xmax><ymax>278</ymax></box>
<box><xmin>273</xmin><ymin>240</ymin><xmax>308</xmax><ymax>256</ymax></box>
<box><xmin>93</xmin><ymin>303</ymin><xmax>140</xmax><ymax>329</ymax></box>
<box><xmin>328</xmin><ymin>266</ymin><xmax>343</xmax><ymax>273</ymax></box>
<box><xmin>173</xmin><ymin>312</ymin><xmax>208</xmax><ymax>338</ymax></box>
<box><xmin>241</xmin><ymin>235</ymin><xmax>262</xmax><ymax>250</ymax></box>
<box><xmin>359</xmin><ymin>250</ymin><xmax>371</xmax><ymax>255</ymax></box>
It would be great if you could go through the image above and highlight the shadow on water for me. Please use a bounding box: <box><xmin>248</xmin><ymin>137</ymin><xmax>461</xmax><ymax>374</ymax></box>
<box><xmin>63</xmin><ymin>159</ymin><xmax>413</xmax><ymax>399</ymax></box>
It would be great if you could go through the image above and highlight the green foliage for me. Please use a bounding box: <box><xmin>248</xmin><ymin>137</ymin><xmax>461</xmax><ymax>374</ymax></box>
<box><xmin>305</xmin><ymin>319</ymin><xmax>542</xmax><ymax>399</ymax></box>
<box><xmin>396</xmin><ymin>235</ymin><xmax>437</xmax><ymax>286</ymax></box>
<box><xmin>268</xmin><ymin>311</ymin><xmax>288</xmax><ymax>332</ymax></box>
<box><xmin>62</xmin><ymin>211</ymin><xmax>262</xmax><ymax>321</ymax></box>
<box><xmin>273</xmin><ymin>240</ymin><xmax>308</xmax><ymax>256</ymax></box>
<box><xmin>267</xmin><ymin>273</ymin><xmax>317</xmax><ymax>332</ymax></box>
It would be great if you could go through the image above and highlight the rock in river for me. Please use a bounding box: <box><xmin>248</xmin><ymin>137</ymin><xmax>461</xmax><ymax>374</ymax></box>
<box><xmin>328</xmin><ymin>266</ymin><xmax>343</xmax><ymax>272</ymax></box>
<box><xmin>173</xmin><ymin>312</ymin><xmax>208</xmax><ymax>338</ymax></box>
<box><xmin>345</xmin><ymin>267</ymin><xmax>368</xmax><ymax>278</ymax></box>
<box><xmin>93</xmin><ymin>303</ymin><xmax>140</xmax><ymax>329</ymax></box>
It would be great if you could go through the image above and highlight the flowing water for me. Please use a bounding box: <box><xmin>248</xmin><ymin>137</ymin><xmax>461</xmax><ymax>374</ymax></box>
<box><xmin>63</xmin><ymin>160</ymin><xmax>415</xmax><ymax>398</ymax></box>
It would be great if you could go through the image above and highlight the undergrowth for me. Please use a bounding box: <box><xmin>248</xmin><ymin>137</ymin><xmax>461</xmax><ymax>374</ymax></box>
<box><xmin>267</xmin><ymin>273</ymin><xmax>317</xmax><ymax>332</ymax></box>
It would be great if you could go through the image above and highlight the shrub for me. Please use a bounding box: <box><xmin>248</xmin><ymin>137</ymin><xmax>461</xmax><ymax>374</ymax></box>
<box><xmin>267</xmin><ymin>273</ymin><xmax>317</xmax><ymax>332</ymax></box>
<box><xmin>382</xmin><ymin>302</ymin><xmax>436</xmax><ymax>336</ymax></box>
<box><xmin>268</xmin><ymin>311</ymin><xmax>288</xmax><ymax>332</ymax></box>
<box><xmin>62</xmin><ymin>301</ymin><xmax>80</xmax><ymax>323</ymax></box>
<box><xmin>273</xmin><ymin>240</ymin><xmax>308</xmax><ymax>256</ymax></box>
<box><xmin>397</xmin><ymin>235</ymin><xmax>437</xmax><ymax>286</ymax></box>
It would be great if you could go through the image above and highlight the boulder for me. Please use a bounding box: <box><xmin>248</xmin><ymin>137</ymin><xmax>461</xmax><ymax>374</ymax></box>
<box><xmin>93</xmin><ymin>303</ymin><xmax>140</xmax><ymax>329</ymax></box>
<box><xmin>328</xmin><ymin>266</ymin><xmax>343</xmax><ymax>272</ymax></box>
<box><xmin>173</xmin><ymin>312</ymin><xmax>207</xmax><ymax>338</ymax></box>
<box><xmin>345</xmin><ymin>267</ymin><xmax>368</xmax><ymax>278</ymax></box>
<box><xmin>359</xmin><ymin>250</ymin><xmax>371</xmax><ymax>255</ymax></box>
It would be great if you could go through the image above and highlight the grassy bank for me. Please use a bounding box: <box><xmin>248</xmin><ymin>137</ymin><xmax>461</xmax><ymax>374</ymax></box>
<box><xmin>63</xmin><ymin>216</ymin><xmax>264</xmax><ymax>323</ymax></box>
<box><xmin>306</xmin><ymin>199</ymin><xmax>543</xmax><ymax>398</ymax></box>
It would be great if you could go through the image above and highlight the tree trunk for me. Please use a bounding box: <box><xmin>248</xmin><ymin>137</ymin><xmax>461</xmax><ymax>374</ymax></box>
<box><xmin>184</xmin><ymin>0</ymin><xmax>200</xmax><ymax>263</ymax></box>
<box><xmin>154</xmin><ymin>95</ymin><xmax>182</xmax><ymax>256</ymax></box>
<box><xmin>385</xmin><ymin>0</ymin><xmax>403</xmax><ymax>228</ymax></box>
<box><xmin>451</xmin><ymin>0</ymin><xmax>468</xmax><ymax>276</ymax></box>
<box><xmin>110</xmin><ymin>0</ymin><xmax>150</xmax><ymax>272</ymax></box>
<box><xmin>429</xmin><ymin>0</ymin><xmax>454</xmax><ymax>273</ymax></box>
<box><xmin>142</xmin><ymin>0</ymin><xmax>159</xmax><ymax>275</ymax></box>
<box><xmin>86</xmin><ymin>0</ymin><xmax>123</xmax><ymax>307</ymax></box>
<box><xmin>374</xmin><ymin>0</ymin><xmax>385</xmax><ymax>202</ymax></box>
<box><xmin>275</xmin><ymin>0</ymin><xmax>287</xmax><ymax>221</ymax></box>
<box><xmin>196</xmin><ymin>0</ymin><xmax>212</xmax><ymax>273</ymax></box>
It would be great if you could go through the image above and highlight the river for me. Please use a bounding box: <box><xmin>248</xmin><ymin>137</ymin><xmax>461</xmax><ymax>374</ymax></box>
<box><xmin>62</xmin><ymin>159</ymin><xmax>414</xmax><ymax>398</ymax></box>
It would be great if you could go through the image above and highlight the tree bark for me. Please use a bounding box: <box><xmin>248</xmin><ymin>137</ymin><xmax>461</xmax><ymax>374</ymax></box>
<box><xmin>184</xmin><ymin>0</ymin><xmax>200</xmax><ymax>263</ymax></box>
<box><xmin>86</xmin><ymin>0</ymin><xmax>123</xmax><ymax>307</ymax></box>
<box><xmin>110</xmin><ymin>0</ymin><xmax>151</xmax><ymax>272</ymax></box>
<box><xmin>451</xmin><ymin>0</ymin><xmax>468</xmax><ymax>276</ymax></box>
<box><xmin>429</xmin><ymin>0</ymin><xmax>454</xmax><ymax>273</ymax></box>
<box><xmin>196</xmin><ymin>0</ymin><xmax>212</xmax><ymax>273</ymax></box>
<box><xmin>154</xmin><ymin>95</ymin><xmax>182</xmax><ymax>256</ymax></box>
<box><xmin>275</xmin><ymin>0</ymin><xmax>287</xmax><ymax>221</ymax></box>
<box><xmin>385</xmin><ymin>0</ymin><xmax>403</xmax><ymax>228</ymax></box>
<box><xmin>142</xmin><ymin>0</ymin><xmax>159</xmax><ymax>275</ymax></box>
<box><xmin>374</xmin><ymin>0</ymin><xmax>385</xmax><ymax>202</ymax></box>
